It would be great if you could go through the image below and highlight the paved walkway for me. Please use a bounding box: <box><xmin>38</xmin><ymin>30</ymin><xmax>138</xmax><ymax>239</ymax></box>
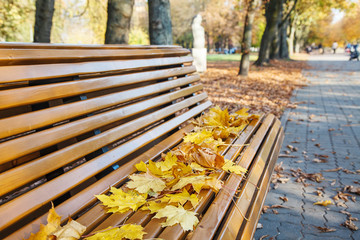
<box><xmin>254</xmin><ymin>54</ymin><xmax>360</xmax><ymax>240</ymax></box>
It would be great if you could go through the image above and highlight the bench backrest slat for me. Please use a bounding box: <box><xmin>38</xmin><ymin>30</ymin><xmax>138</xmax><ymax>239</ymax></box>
<box><xmin>0</xmin><ymin>56</ymin><xmax>193</xmax><ymax>83</ymax></box>
<box><xmin>0</xmin><ymin>66</ymin><xmax>196</xmax><ymax>110</ymax></box>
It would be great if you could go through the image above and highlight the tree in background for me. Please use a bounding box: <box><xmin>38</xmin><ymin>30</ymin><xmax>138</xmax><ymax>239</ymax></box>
<box><xmin>0</xmin><ymin>0</ymin><xmax>34</xmax><ymax>42</ymax></box>
<box><xmin>254</xmin><ymin>0</ymin><xmax>281</xmax><ymax>66</ymax></box>
<box><xmin>34</xmin><ymin>0</ymin><xmax>55</xmax><ymax>42</ymax></box>
<box><xmin>148</xmin><ymin>0</ymin><xmax>173</xmax><ymax>45</ymax></box>
<box><xmin>239</xmin><ymin>0</ymin><xmax>261</xmax><ymax>76</ymax></box>
<box><xmin>105</xmin><ymin>0</ymin><xmax>135</xmax><ymax>44</ymax></box>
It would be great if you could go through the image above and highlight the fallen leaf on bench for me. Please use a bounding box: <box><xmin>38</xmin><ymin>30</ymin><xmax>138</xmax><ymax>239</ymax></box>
<box><xmin>171</xmin><ymin>175</ymin><xmax>222</xmax><ymax>193</ymax></box>
<box><xmin>222</xmin><ymin>159</ymin><xmax>247</xmax><ymax>175</ymax></box>
<box><xmin>189</xmin><ymin>145</ymin><xmax>225</xmax><ymax>168</ymax></box>
<box><xmin>153</xmin><ymin>205</ymin><xmax>199</xmax><ymax>231</ymax></box>
<box><xmin>26</xmin><ymin>205</ymin><xmax>61</xmax><ymax>240</ymax></box>
<box><xmin>162</xmin><ymin>189</ymin><xmax>199</xmax><ymax>208</ymax></box>
<box><xmin>141</xmin><ymin>201</ymin><xmax>168</xmax><ymax>214</ymax></box>
<box><xmin>313</xmin><ymin>200</ymin><xmax>333</xmax><ymax>207</ymax></box>
<box><xmin>85</xmin><ymin>224</ymin><xmax>146</xmax><ymax>240</ymax></box>
<box><xmin>26</xmin><ymin>205</ymin><xmax>86</xmax><ymax>240</ymax></box>
<box><xmin>314</xmin><ymin>226</ymin><xmax>336</xmax><ymax>232</ymax></box>
<box><xmin>51</xmin><ymin>218</ymin><xmax>86</xmax><ymax>240</ymax></box>
<box><xmin>95</xmin><ymin>188</ymin><xmax>147</xmax><ymax>214</ymax></box>
<box><xmin>157</xmin><ymin>152</ymin><xmax>178</xmax><ymax>171</ymax></box>
<box><xmin>127</xmin><ymin>171</ymin><xmax>166</xmax><ymax>194</ymax></box>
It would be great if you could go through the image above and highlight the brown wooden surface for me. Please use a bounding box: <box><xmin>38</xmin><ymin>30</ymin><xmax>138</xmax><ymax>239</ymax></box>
<box><xmin>0</xmin><ymin>48</ymin><xmax>190</xmax><ymax>65</ymax></box>
<box><xmin>0</xmin><ymin>56</ymin><xmax>193</xmax><ymax>84</ymax></box>
<box><xmin>0</xmin><ymin>66</ymin><xmax>196</xmax><ymax>111</ymax></box>
<box><xmin>216</xmin><ymin>118</ymin><xmax>282</xmax><ymax>240</ymax></box>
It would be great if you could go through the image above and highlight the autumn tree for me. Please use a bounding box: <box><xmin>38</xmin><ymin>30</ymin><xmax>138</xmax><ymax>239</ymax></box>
<box><xmin>148</xmin><ymin>0</ymin><xmax>173</xmax><ymax>45</ymax></box>
<box><xmin>34</xmin><ymin>0</ymin><xmax>55</xmax><ymax>42</ymax></box>
<box><xmin>254</xmin><ymin>0</ymin><xmax>281</xmax><ymax>66</ymax></box>
<box><xmin>239</xmin><ymin>0</ymin><xmax>261</xmax><ymax>76</ymax></box>
<box><xmin>105</xmin><ymin>0</ymin><xmax>135</xmax><ymax>44</ymax></box>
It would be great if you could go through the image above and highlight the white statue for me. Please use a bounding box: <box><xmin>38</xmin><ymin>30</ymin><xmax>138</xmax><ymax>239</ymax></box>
<box><xmin>192</xmin><ymin>14</ymin><xmax>205</xmax><ymax>49</ymax></box>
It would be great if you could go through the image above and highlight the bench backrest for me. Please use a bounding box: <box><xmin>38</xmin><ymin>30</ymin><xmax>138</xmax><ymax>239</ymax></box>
<box><xmin>0</xmin><ymin>43</ymin><xmax>209</xmax><ymax>239</ymax></box>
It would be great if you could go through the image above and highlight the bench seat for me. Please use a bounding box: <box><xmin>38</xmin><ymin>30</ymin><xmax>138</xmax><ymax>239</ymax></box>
<box><xmin>0</xmin><ymin>43</ymin><xmax>283</xmax><ymax>240</ymax></box>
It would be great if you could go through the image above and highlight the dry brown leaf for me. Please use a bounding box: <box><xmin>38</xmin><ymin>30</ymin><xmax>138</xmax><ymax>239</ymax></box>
<box><xmin>279</xmin><ymin>196</ymin><xmax>288</xmax><ymax>202</ymax></box>
<box><xmin>344</xmin><ymin>185</ymin><xmax>360</xmax><ymax>195</ymax></box>
<box><xmin>323</xmin><ymin>167</ymin><xmax>342</xmax><ymax>172</ymax></box>
<box><xmin>314</xmin><ymin>226</ymin><xmax>336</xmax><ymax>232</ymax></box>
<box><xmin>342</xmin><ymin>220</ymin><xmax>358</xmax><ymax>231</ymax></box>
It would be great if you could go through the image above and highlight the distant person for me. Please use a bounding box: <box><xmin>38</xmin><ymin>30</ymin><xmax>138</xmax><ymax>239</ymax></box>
<box><xmin>318</xmin><ymin>43</ymin><xmax>323</xmax><ymax>54</ymax></box>
<box><xmin>332</xmin><ymin>41</ymin><xmax>338</xmax><ymax>54</ymax></box>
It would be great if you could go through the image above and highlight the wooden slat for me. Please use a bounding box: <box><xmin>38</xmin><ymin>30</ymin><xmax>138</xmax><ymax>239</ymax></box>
<box><xmin>0</xmin><ymin>66</ymin><xmax>196</xmax><ymax>110</ymax></box>
<box><xmin>0</xmin><ymin>101</ymin><xmax>212</xmax><ymax>231</ymax></box>
<box><xmin>0</xmin><ymin>43</ymin><xmax>182</xmax><ymax>49</ymax></box>
<box><xmin>0</xmin><ymin>90</ymin><xmax>206</xmax><ymax>196</ymax></box>
<box><xmin>0</xmin><ymin>74</ymin><xmax>200</xmax><ymax>140</ymax></box>
<box><xmin>240</xmin><ymin>125</ymin><xmax>284</xmax><ymax>240</ymax></box>
<box><xmin>216</xmin><ymin>118</ymin><xmax>281</xmax><ymax>240</ymax></box>
<box><xmin>0</xmin><ymin>48</ymin><xmax>190</xmax><ymax>65</ymax></box>
<box><xmin>0</xmin><ymin>56</ymin><xmax>193</xmax><ymax>84</ymax></box>
<box><xmin>4</xmin><ymin>125</ymin><xmax>194</xmax><ymax>240</ymax></box>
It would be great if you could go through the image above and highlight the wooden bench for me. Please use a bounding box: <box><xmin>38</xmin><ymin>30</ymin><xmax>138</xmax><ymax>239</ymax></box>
<box><xmin>0</xmin><ymin>43</ymin><xmax>284</xmax><ymax>240</ymax></box>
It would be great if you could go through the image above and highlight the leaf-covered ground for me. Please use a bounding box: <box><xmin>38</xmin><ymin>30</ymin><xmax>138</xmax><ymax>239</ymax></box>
<box><xmin>200</xmin><ymin>59</ymin><xmax>310</xmax><ymax>118</ymax></box>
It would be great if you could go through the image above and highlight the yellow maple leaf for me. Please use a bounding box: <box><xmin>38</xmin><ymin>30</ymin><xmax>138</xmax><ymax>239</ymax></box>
<box><xmin>135</xmin><ymin>161</ymin><xmax>147</xmax><ymax>172</ymax></box>
<box><xmin>189</xmin><ymin>162</ymin><xmax>208</xmax><ymax>172</ymax></box>
<box><xmin>171</xmin><ymin>175</ymin><xmax>222</xmax><ymax>193</ymax></box>
<box><xmin>235</xmin><ymin>108</ymin><xmax>250</xmax><ymax>117</ymax></box>
<box><xmin>222</xmin><ymin>159</ymin><xmax>247</xmax><ymax>175</ymax></box>
<box><xmin>203</xmin><ymin>106</ymin><xmax>230</xmax><ymax>127</ymax></box>
<box><xmin>95</xmin><ymin>187</ymin><xmax>147</xmax><ymax>213</ymax></box>
<box><xmin>141</xmin><ymin>201</ymin><xmax>169</xmax><ymax>213</ymax></box>
<box><xmin>153</xmin><ymin>205</ymin><xmax>199</xmax><ymax>231</ymax></box>
<box><xmin>51</xmin><ymin>218</ymin><xmax>86</xmax><ymax>240</ymax></box>
<box><xmin>85</xmin><ymin>224</ymin><xmax>146</xmax><ymax>240</ymax></box>
<box><xmin>165</xmin><ymin>189</ymin><xmax>199</xmax><ymax>208</ymax></box>
<box><xmin>26</xmin><ymin>204</ymin><xmax>61</xmax><ymax>240</ymax></box>
<box><xmin>172</xmin><ymin>162</ymin><xmax>193</xmax><ymax>178</ymax></box>
<box><xmin>314</xmin><ymin>200</ymin><xmax>333</xmax><ymax>207</ymax></box>
<box><xmin>183</xmin><ymin>129</ymin><xmax>214</xmax><ymax>145</ymax></box>
<box><xmin>127</xmin><ymin>171</ymin><xmax>166</xmax><ymax>194</ymax></box>
<box><xmin>157</xmin><ymin>152</ymin><xmax>178</xmax><ymax>171</ymax></box>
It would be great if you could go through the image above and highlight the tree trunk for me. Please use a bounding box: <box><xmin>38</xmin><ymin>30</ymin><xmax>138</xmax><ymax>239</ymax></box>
<box><xmin>279</xmin><ymin>19</ymin><xmax>289</xmax><ymax>58</ymax></box>
<box><xmin>105</xmin><ymin>0</ymin><xmax>134</xmax><ymax>44</ymax></box>
<box><xmin>148</xmin><ymin>0</ymin><xmax>173</xmax><ymax>45</ymax></box>
<box><xmin>239</xmin><ymin>0</ymin><xmax>261</xmax><ymax>76</ymax></box>
<box><xmin>254</xmin><ymin>0</ymin><xmax>281</xmax><ymax>66</ymax></box>
<box><xmin>270</xmin><ymin>0</ymin><xmax>282</xmax><ymax>59</ymax></box>
<box><xmin>288</xmin><ymin>18</ymin><xmax>295</xmax><ymax>55</ymax></box>
<box><xmin>33</xmin><ymin>0</ymin><xmax>55</xmax><ymax>43</ymax></box>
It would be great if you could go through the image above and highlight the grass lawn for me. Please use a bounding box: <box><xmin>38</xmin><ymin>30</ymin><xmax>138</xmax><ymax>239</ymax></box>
<box><xmin>207</xmin><ymin>53</ymin><xmax>258</xmax><ymax>62</ymax></box>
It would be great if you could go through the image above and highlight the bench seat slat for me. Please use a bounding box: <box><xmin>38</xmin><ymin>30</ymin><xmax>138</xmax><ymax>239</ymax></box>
<box><xmin>0</xmin><ymin>56</ymin><xmax>193</xmax><ymax>84</ymax></box>
<box><xmin>189</xmin><ymin>114</ymin><xmax>275</xmax><ymax>239</ymax></box>
<box><xmin>0</xmin><ymin>90</ymin><xmax>206</xmax><ymax>196</ymax></box>
<box><xmin>0</xmin><ymin>66</ymin><xmax>196</xmax><ymax>110</ymax></box>
<box><xmin>240</xmin><ymin>127</ymin><xmax>284</xmax><ymax>240</ymax></box>
<box><xmin>0</xmin><ymin>101</ymin><xmax>212</xmax><ymax>231</ymax></box>
<box><xmin>0</xmin><ymin>48</ymin><xmax>190</xmax><ymax>65</ymax></box>
<box><xmin>216</xmin><ymin>118</ymin><xmax>282</xmax><ymax>240</ymax></box>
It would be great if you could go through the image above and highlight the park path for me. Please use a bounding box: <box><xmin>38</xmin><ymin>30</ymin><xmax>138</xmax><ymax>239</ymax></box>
<box><xmin>254</xmin><ymin>54</ymin><xmax>360</xmax><ymax>240</ymax></box>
